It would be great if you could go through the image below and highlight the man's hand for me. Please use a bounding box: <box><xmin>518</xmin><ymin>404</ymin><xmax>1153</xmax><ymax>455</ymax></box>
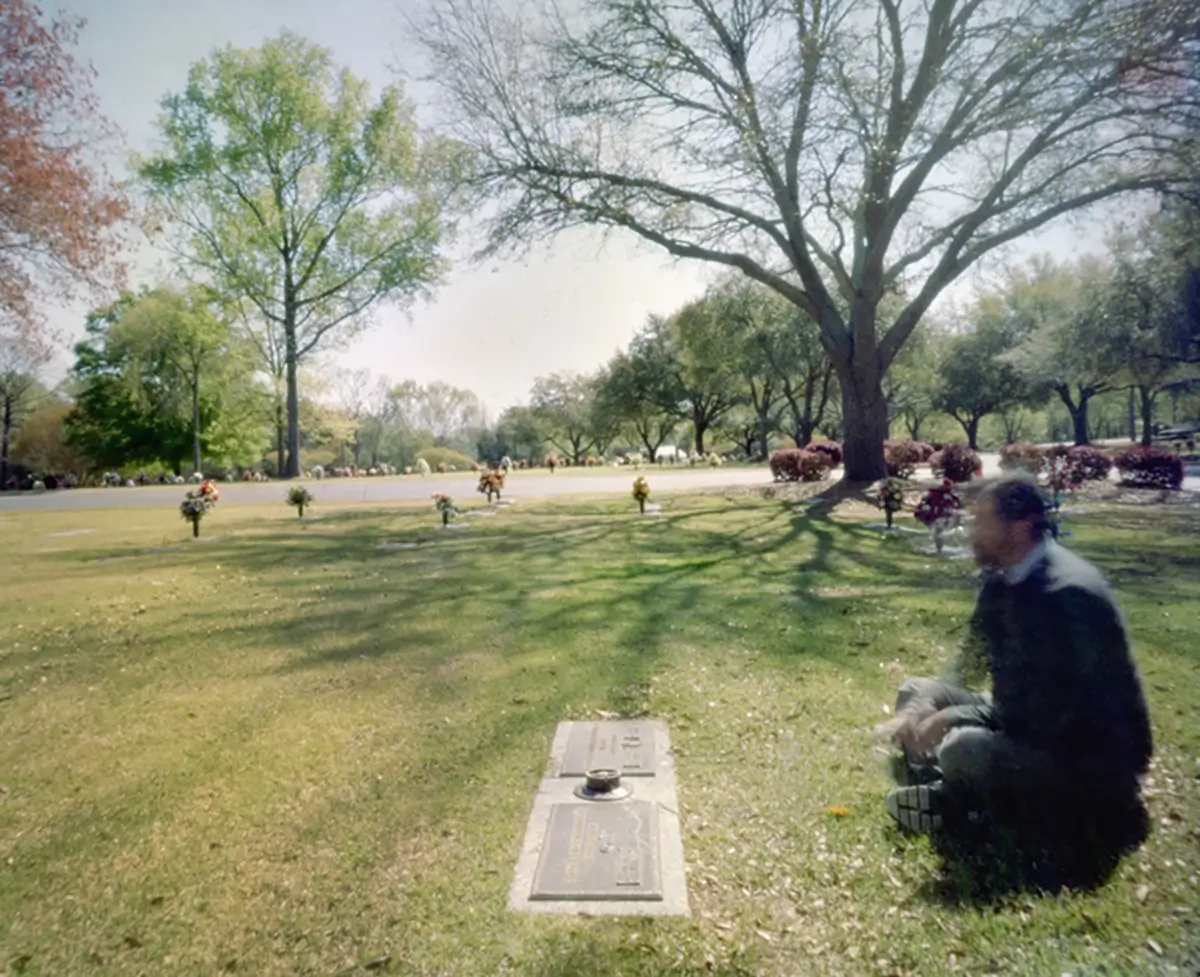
<box><xmin>878</xmin><ymin>707</ymin><xmax>949</xmax><ymax>760</ymax></box>
<box><xmin>909</xmin><ymin>710</ymin><xmax>951</xmax><ymax>759</ymax></box>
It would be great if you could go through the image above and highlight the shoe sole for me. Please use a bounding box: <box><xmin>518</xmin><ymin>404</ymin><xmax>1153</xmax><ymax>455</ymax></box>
<box><xmin>886</xmin><ymin>784</ymin><xmax>943</xmax><ymax>834</ymax></box>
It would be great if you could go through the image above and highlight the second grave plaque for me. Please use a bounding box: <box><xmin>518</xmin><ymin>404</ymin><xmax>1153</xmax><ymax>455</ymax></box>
<box><xmin>530</xmin><ymin>801</ymin><xmax>662</xmax><ymax>901</ymax></box>
<box><xmin>560</xmin><ymin>721</ymin><xmax>656</xmax><ymax>777</ymax></box>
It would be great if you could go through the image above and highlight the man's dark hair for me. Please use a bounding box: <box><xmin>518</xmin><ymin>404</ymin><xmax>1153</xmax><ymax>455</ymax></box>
<box><xmin>976</xmin><ymin>473</ymin><xmax>1053</xmax><ymax>538</ymax></box>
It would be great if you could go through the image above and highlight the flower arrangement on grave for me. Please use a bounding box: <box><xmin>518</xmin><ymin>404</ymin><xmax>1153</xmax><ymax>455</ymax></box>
<box><xmin>180</xmin><ymin>479</ymin><xmax>219</xmax><ymax>537</ymax></box>
<box><xmin>632</xmin><ymin>475</ymin><xmax>651</xmax><ymax>514</ymax></box>
<box><xmin>872</xmin><ymin>477</ymin><xmax>906</xmax><ymax>528</ymax></box>
<box><xmin>286</xmin><ymin>485</ymin><xmax>314</xmax><ymax>518</ymax></box>
<box><xmin>432</xmin><ymin>493</ymin><xmax>458</xmax><ymax>526</ymax></box>
<box><xmin>1044</xmin><ymin>455</ymin><xmax>1082</xmax><ymax>539</ymax></box>
<box><xmin>477</xmin><ymin>468</ymin><xmax>505</xmax><ymax>502</ymax></box>
<box><xmin>545</xmin><ymin>454</ymin><xmax>558</xmax><ymax>472</ymax></box>
<box><xmin>914</xmin><ymin>479</ymin><xmax>963</xmax><ymax>552</ymax></box>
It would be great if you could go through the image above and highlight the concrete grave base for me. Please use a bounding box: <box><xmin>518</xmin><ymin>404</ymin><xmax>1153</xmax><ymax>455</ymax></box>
<box><xmin>377</xmin><ymin>541</ymin><xmax>419</xmax><ymax>550</ymax></box>
<box><xmin>509</xmin><ymin>719</ymin><xmax>689</xmax><ymax>916</ymax></box>
<box><xmin>48</xmin><ymin>529</ymin><xmax>96</xmax><ymax>537</ymax></box>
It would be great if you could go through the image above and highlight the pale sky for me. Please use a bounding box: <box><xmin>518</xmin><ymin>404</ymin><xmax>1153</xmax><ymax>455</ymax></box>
<box><xmin>47</xmin><ymin>0</ymin><xmax>712</xmax><ymax>414</ymax></box>
<box><xmin>48</xmin><ymin>0</ymin><xmax>1106</xmax><ymax>414</ymax></box>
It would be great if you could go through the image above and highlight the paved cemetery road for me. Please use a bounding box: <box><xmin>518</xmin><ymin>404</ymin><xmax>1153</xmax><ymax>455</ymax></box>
<box><xmin>0</xmin><ymin>467</ymin><xmax>781</xmax><ymax>511</ymax></box>
<box><xmin>3</xmin><ymin>455</ymin><xmax>1193</xmax><ymax>512</ymax></box>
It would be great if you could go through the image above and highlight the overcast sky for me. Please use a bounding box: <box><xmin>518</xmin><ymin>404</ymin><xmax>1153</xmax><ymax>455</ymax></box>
<box><xmin>49</xmin><ymin>0</ymin><xmax>1106</xmax><ymax>414</ymax></box>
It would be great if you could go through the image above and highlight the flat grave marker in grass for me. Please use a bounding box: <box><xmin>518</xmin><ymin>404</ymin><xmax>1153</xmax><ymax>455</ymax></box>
<box><xmin>510</xmin><ymin>719</ymin><xmax>689</xmax><ymax>916</ymax></box>
<box><xmin>560</xmin><ymin>720</ymin><xmax>657</xmax><ymax>777</ymax></box>
<box><xmin>530</xmin><ymin>801</ymin><xmax>662</xmax><ymax>901</ymax></box>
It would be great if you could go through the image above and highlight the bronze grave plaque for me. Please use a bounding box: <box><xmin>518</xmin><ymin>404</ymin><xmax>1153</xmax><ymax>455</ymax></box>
<box><xmin>530</xmin><ymin>801</ymin><xmax>662</xmax><ymax>901</ymax></box>
<box><xmin>560</xmin><ymin>721</ymin><xmax>656</xmax><ymax>777</ymax></box>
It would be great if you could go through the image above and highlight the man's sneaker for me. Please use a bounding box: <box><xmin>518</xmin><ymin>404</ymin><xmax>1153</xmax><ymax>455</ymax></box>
<box><xmin>885</xmin><ymin>782</ymin><xmax>946</xmax><ymax>834</ymax></box>
<box><xmin>887</xmin><ymin>752</ymin><xmax>942</xmax><ymax>787</ymax></box>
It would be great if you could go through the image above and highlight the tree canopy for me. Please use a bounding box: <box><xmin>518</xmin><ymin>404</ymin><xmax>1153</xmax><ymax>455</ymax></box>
<box><xmin>138</xmin><ymin>31</ymin><xmax>463</xmax><ymax>476</ymax></box>
<box><xmin>417</xmin><ymin>0</ymin><xmax>1199</xmax><ymax>478</ymax></box>
<box><xmin>0</xmin><ymin>0</ymin><xmax>126</xmax><ymax>336</ymax></box>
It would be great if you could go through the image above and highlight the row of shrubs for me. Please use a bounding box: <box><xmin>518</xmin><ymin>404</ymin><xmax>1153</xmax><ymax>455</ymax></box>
<box><xmin>771</xmin><ymin>438</ymin><xmax>1185</xmax><ymax>490</ymax></box>
<box><xmin>770</xmin><ymin>439</ymin><xmax>980</xmax><ymax>484</ymax></box>
<box><xmin>1000</xmin><ymin>442</ymin><xmax>1185</xmax><ymax>490</ymax></box>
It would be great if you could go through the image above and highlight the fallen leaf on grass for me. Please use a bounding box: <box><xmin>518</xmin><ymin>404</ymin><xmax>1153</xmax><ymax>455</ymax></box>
<box><xmin>1147</xmin><ymin>938</ymin><xmax>1164</xmax><ymax>956</ymax></box>
<box><xmin>756</xmin><ymin>930</ymin><xmax>774</xmax><ymax>942</ymax></box>
<box><xmin>827</xmin><ymin>806</ymin><xmax>851</xmax><ymax>817</ymax></box>
<box><xmin>1136</xmin><ymin>884</ymin><xmax>1153</xmax><ymax>904</ymax></box>
<box><xmin>364</xmin><ymin>953</ymin><xmax>391</xmax><ymax>970</ymax></box>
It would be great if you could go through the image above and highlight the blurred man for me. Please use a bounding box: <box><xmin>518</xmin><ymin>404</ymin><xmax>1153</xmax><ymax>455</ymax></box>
<box><xmin>881</xmin><ymin>474</ymin><xmax>1151</xmax><ymax>862</ymax></box>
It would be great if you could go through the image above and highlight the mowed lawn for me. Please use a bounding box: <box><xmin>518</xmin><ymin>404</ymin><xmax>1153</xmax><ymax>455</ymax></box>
<box><xmin>0</xmin><ymin>489</ymin><xmax>1197</xmax><ymax>976</ymax></box>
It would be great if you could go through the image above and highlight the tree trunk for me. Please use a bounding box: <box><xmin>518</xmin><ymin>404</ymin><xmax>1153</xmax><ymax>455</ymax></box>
<box><xmin>275</xmin><ymin>396</ymin><xmax>285</xmax><ymax>476</ymax></box>
<box><xmin>966</xmin><ymin>417</ymin><xmax>980</xmax><ymax>450</ymax></box>
<box><xmin>1128</xmin><ymin>387</ymin><xmax>1137</xmax><ymax>442</ymax></box>
<box><xmin>1139</xmin><ymin>385</ymin><xmax>1156</xmax><ymax>446</ymax></box>
<box><xmin>905</xmin><ymin>411</ymin><xmax>923</xmax><ymax>442</ymax></box>
<box><xmin>835</xmin><ymin>357</ymin><xmax>888</xmax><ymax>482</ymax></box>
<box><xmin>192</xmin><ymin>381</ymin><xmax>202</xmax><ymax>475</ymax></box>
<box><xmin>1056</xmin><ymin>386</ymin><xmax>1092</xmax><ymax>446</ymax></box>
<box><xmin>283</xmin><ymin>269</ymin><xmax>301</xmax><ymax>477</ymax></box>
<box><xmin>693</xmin><ymin>418</ymin><xmax>707</xmax><ymax>456</ymax></box>
<box><xmin>1</xmin><ymin>394</ymin><xmax>12</xmax><ymax>490</ymax></box>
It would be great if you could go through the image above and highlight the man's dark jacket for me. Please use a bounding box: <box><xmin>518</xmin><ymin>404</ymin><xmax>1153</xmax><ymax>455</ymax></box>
<box><xmin>944</xmin><ymin>541</ymin><xmax>1153</xmax><ymax>790</ymax></box>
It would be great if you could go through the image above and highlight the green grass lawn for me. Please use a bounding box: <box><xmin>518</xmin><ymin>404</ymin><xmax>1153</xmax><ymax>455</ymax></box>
<box><xmin>0</xmin><ymin>490</ymin><xmax>1197</xmax><ymax>976</ymax></box>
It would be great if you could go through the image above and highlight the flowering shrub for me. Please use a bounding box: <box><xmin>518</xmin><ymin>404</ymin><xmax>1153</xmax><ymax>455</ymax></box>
<box><xmin>477</xmin><ymin>468</ymin><xmax>505</xmax><ymax>502</ymax></box>
<box><xmin>432</xmin><ymin>493</ymin><xmax>458</xmax><ymax>525</ymax></box>
<box><xmin>632</xmin><ymin>475</ymin><xmax>651</xmax><ymax>513</ymax></box>
<box><xmin>770</xmin><ymin>448</ymin><xmax>830</xmax><ymax>482</ymax></box>
<box><xmin>871</xmin><ymin>477</ymin><xmax>905</xmax><ymax>528</ymax></box>
<box><xmin>884</xmin><ymin>439</ymin><xmax>922</xmax><ymax>479</ymax></box>
<box><xmin>1065</xmin><ymin>445</ymin><xmax>1113</xmax><ymax>481</ymax></box>
<box><xmin>1112</xmin><ymin>446</ymin><xmax>1185</xmax><ymax>489</ymax></box>
<box><xmin>913</xmin><ymin>479</ymin><xmax>964</xmax><ymax>552</ymax></box>
<box><xmin>999</xmin><ymin>442</ymin><xmax>1045</xmax><ymax>475</ymax></box>
<box><xmin>180</xmin><ymin>479</ymin><xmax>219</xmax><ymax>537</ymax></box>
<box><xmin>286</xmin><ymin>485</ymin><xmax>314</xmax><ymax>517</ymax></box>
<box><xmin>931</xmin><ymin>443</ymin><xmax>982</xmax><ymax>483</ymax></box>
<box><xmin>804</xmin><ymin>441</ymin><xmax>843</xmax><ymax>468</ymax></box>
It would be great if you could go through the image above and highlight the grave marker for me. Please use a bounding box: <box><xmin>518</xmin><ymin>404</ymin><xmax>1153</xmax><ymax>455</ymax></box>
<box><xmin>530</xmin><ymin>802</ymin><xmax>662</xmax><ymax>901</ymax></box>
<box><xmin>560</xmin><ymin>721</ymin><xmax>656</xmax><ymax>777</ymax></box>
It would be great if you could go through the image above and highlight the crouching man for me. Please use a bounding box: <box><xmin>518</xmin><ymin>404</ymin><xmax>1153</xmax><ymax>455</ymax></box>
<box><xmin>881</xmin><ymin>474</ymin><xmax>1152</xmax><ymax>877</ymax></box>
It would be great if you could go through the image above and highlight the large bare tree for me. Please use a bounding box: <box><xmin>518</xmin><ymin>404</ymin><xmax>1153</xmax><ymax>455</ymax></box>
<box><xmin>416</xmin><ymin>0</ymin><xmax>1198</xmax><ymax>479</ymax></box>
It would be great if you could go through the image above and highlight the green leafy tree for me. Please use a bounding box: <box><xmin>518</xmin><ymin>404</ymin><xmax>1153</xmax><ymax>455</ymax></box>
<box><xmin>66</xmin><ymin>291</ymin><xmax>262</xmax><ymax>472</ymax></box>
<box><xmin>137</xmin><ymin>31</ymin><xmax>461</xmax><ymax>477</ymax></box>
<box><xmin>113</xmin><ymin>287</ymin><xmax>239</xmax><ymax>472</ymax></box>
<box><xmin>934</xmin><ymin>298</ymin><xmax>1032</xmax><ymax>449</ymax></box>
<box><xmin>417</xmin><ymin>0</ymin><xmax>1198</xmax><ymax>480</ymax></box>
<box><xmin>1003</xmin><ymin>257</ymin><xmax>1125</xmax><ymax>446</ymax></box>
<box><xmin>642</xmin><ymin>297</ymin><xmax>744</xmax><ymax>456</ymax></box>
<box><xmin>530</xmin><ymin>373</ymin><xmax>599</xmax><ymax>464</ymax></box>
<box><xmin>66</xmin><ymin>297</ymin><xmax>196</xmax><ymax>471</ymax></box>
<box><xmin>1104</xmin><ymin>215</ymin><xmax>1200</xmax><ymax>444</ymax></box>
<box><xmin>884</xmin><ymin>320</ymin><xmax>944</xmax><ymax>441</ymax></box>
<box><xmin>0</xmin><ymin>335</ymin><xmax>50</xmax><ymax>487</ymax></box>
<box><xmin>12</xmin><ymin>401</ymin><xmax>93</xmax><ymax>476</ymax></box>
<box><xmin>595</xmin><ymin>347</ymin><xmax>678</xmax><ymax>462</ymax></box>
